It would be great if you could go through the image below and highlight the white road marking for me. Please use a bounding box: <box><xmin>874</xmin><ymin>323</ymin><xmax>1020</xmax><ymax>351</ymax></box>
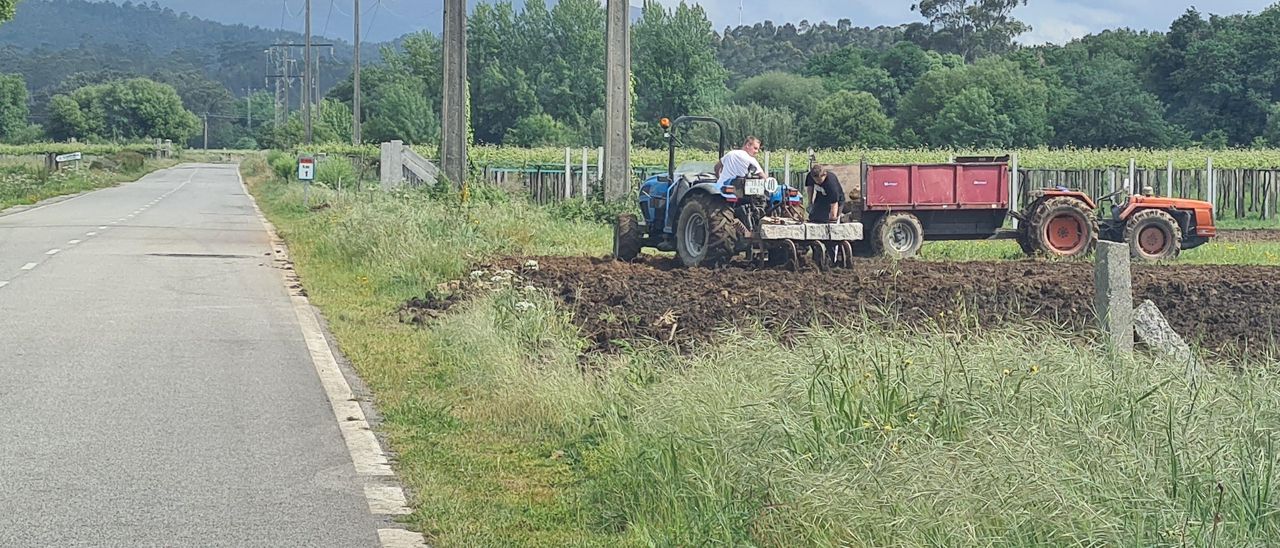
<box><xmin>45</xmin><ymin>249</ymin><xmax>60</xmax><ymax>255</ymax></box>
<box><xmin>21</xmin><ymin>263</ymin><xmax>37</xmax><ymax>270</ymax></box>
<box><xmin>377</xmin><ymin>529</ymin><xmax>427</xmax><ymax>548</ymax></box>
<box><xmin>238</xmin><ymin>167</ymin><xmax>426</xmax><ymax>548</ymax></box>
<box><xmin>98</xmin><ymin>226</ymin><xmax>107</xmax><ymax>230</ymax></box>
<box><xmin>0</xmin><ymin>281</ymin><xmax>8</xmax><ymax>288</ymax></box>
<box><xmin>363</xmin><ymin>485</ymin><xmax>411</xmax><ymax>515</ymax></box>
<box><xmin>86</xmin><ymin>232</ymin><xmax>97</xmax><ymax>236</ymax></box>
<box><xmin>68</xmin><ymin>240</ymin><xmax>81</xmax><ymax>245</ymax></box>
<box><xmin>109</xmin><ymin>221</ymin><xmax>118</xmax><ymax>224</ymax></box>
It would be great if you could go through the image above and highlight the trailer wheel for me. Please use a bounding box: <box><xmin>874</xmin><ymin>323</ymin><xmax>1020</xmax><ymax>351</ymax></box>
<box><xmin>676</xmin><ymin>194</ymin><xmax>737</xmax><ymax>267</ymax></box>
<box><xmin>1028</xmin><ymin>197</ymin><xmax>1098</xmax><ymax>258</ymax></box>
<box><xmin>613</xmin><ymin>213</ymin><xmax>643</xmax><ymax>262</ymax></box>
<box><xmin>871</xmin><ymin>213</ymin><xmax>924</xmax><ymax>259</ymax></box>
<box><xmin>1124</xmin><ymin>209</ymin><xmax>1181</xmax><ymax>261</ymax></box>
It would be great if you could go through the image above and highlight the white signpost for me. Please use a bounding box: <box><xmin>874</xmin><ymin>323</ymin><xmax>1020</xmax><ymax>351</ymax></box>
<box><xmin>297</xmin><ymin>156</ymin><xmax>316</xmax><ymax>181</ymax></box>
<box><xmin>55</xmin><ymin>152</ymin><xmax>82</xmax><ymax>163</ymax></box>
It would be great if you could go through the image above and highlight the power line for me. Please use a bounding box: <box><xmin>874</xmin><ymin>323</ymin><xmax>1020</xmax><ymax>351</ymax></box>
<box><xmin>321</xmin><ymin>0</ymin><xmax>335</xmax><ymax>37</ymax></box>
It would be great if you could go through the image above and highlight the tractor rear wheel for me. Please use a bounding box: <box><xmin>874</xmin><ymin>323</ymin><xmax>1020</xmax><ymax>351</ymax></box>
<box><xmin>871</xmin><ymin>212</ymin><xmax>925</xmax><ymax>259</ymax></box>
<box><xmin>676</xmin><ymin>194</ymin><xmax>737</xmax><ymax>267</ymax></box>
<box><xmin>613</xmin><ymin>213</ymin><xmax>642</xmax><ymax>261</ymax></box>
<box><xmin>1124</xmin><ymin>209</ymin><xmax>1182</xmax><ymax>261</ymax></box>
<box><xmin>1028</xmin><ymin>197</ymin><xmax>1098</xmax><ymax>259</ymax></box>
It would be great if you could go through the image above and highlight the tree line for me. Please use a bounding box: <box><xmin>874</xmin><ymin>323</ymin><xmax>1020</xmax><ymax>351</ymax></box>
<box><xmin>6</xmin><ymin>0</ymin><xmax>1280</xmax><ymax>152</ymax></box>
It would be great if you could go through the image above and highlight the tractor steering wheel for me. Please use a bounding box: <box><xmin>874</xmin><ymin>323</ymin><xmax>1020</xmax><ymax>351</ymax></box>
<box><xmin>1096</xmin><ymin>189</ymin><xmax>1128</xmax><ymax>207</ymax></box>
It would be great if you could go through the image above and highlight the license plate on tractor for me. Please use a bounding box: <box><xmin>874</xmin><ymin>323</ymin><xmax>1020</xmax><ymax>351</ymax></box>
<box><xmin>743</xmin><ymin>179</ymin><xmax>766</xmax><ymax>195</ymax></box>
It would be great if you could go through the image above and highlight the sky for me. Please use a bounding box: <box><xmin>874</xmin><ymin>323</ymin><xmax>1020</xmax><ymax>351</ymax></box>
<box><xmin>104</xmin><ymin>0</ymin><xmax>1279</xmax><ymax>45</ymax></box>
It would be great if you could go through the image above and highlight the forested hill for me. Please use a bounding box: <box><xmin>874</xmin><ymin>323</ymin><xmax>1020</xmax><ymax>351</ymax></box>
<box><xmin>718</xmin><ymin>20</ymin><xmax>907</xmax><ymax>84</ymax></box>
<box><xmin>0</xmin><ymin>0</ymin><xmax>368</xmax><ymax>96</ymax></box>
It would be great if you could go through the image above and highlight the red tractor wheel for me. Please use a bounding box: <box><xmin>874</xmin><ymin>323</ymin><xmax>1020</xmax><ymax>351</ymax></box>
<box><xmin>1123</xmin><ymin>209</ymin><xmax>1182</xmax><ymax>261</ymax></box>
<box><xmin>1027</xmin><ymin>197</ymin><xmax>1098</xmax><ymax>259</ymax></box>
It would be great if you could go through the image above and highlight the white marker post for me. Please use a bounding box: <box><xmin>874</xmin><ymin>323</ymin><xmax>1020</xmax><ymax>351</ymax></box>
<box><xmin>298</xmin><ymin>155</ymin><xmax>315</xmax><ymax>206</ymax></box>
<box><xmin>580</xmin><ymin>147</ymin><xmax>588</xmax><ymax>198</ymax></box>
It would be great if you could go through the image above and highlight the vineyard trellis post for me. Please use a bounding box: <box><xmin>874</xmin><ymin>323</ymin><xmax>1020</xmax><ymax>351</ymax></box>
<box><xmin>1166</xmin><ymin>160</ymin><xmax>1173</xmax><ymax>197</ymax></box>
<box><xmin>1128</xmin><ymin>158</ymin><xmax>1136</xmax><ymax>193</ymax></box>
<box><xmin>784</xmin><ymin>153</ymin><xmax>791</xmax><ymax>186</ymax></box>
<box><xmin>580</xmin><ymin>147</ymin><xmax>588</xmax><ymax>198</ymax></box>
<box><xmin>564</xmin><ymin>148</ymin><xmax>572</xmax><ymax>199</ymax></box>
<box><xmin>1207</xmin><ymin>156</ymin><xmax>1215</xmax><ymax>214</ymax></box>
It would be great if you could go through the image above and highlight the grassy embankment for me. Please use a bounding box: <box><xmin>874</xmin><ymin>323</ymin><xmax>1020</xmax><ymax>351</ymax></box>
<box><xmin>0</xmin><ymin>153</ymin><xmax>183</xmax><ymax>211</ymax></box>
<box><xmin>244</xmin><ymin>153</ymin><xmax>1280</xmax><ymax>547</ymax></box>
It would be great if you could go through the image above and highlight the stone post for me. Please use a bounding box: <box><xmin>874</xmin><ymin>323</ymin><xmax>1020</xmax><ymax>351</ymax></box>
<box><xmin>380</xmin><ymin>140</ymin><xmax>403</xmax><ymax>189</ymax></box>
<box><xmin>603</xmin><ymin>0</ymin><xmax>631</xmax><ymax>201</ymax></box>
<box><xmin>1094</xmin><ymin>241</ymin><xmax>1134</xmax><ymax>354</ymax></box>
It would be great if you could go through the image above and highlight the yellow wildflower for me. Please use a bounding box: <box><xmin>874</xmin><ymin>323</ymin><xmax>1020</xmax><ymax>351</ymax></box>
<box><xmin>1002</xmin><ymin>368</ymin><xmax>1012</xmax><ymax>376</ymax></box>
<box><xmin>882</xmin><ymin>424</ymin><xmax>893</xmax><ymax>433</ymax></box>
<box><xmin>1030</xmin><ymin>364</ymin><xmax>1040</xmax><ymax>374</ymax></box>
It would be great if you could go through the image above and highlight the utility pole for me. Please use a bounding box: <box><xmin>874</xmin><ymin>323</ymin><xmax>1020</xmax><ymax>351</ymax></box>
<box><xmin>203</xmin><ymin>113</ymin><xmax>209</xmax><ymax>150</ymax></box>
<box><xmin>352</xmin><ymin>0</ymin><xmax>361</xmax><ymax>145</ymax></box>
<box><xmin>604</xmin><ymin>0</ymin><xmax>631</xmax><ymax>200</ymax></box>
<box><xmin>304</xmin><ymin>0</ymin><xmax>313</xmax><ymax>144</ymax></box>
<box><xmin>246</xmin><ymin>89</ymin><xmax>252</xmax><ymax>130</ymax></box>
<box><xmin>441</xmin><ymin>0</ymin><xmax>467</xmax><ymax>187</ymax></box>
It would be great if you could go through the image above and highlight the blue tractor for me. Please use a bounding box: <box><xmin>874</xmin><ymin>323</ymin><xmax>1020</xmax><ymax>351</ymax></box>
<box><xmin>613</xmin><ymin>116</ymin><xmax>823</xmax><ymax>268</ymax></box>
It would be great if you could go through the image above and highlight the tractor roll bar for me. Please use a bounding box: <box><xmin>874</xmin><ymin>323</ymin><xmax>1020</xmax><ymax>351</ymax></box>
<box><xmin>665</xmin><ymin>116</ymin><xmax>728</xmax><ymax>185</ymax></box>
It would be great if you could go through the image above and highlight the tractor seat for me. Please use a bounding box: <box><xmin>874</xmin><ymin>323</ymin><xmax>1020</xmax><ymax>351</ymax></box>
<box><xmin>681</xmin><ymin>172</ymin><xmax>717</xmax><ymax>185</ymax></box>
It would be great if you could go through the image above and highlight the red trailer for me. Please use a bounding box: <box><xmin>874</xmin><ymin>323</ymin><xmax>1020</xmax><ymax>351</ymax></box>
<box><xmin>841</xmin><ymin>156</ymin><xmax>1015</xmax><ymax>257</ymax></box>
<box><xmin>816</xmin><ymin>155</ymin><xmax>1215</xmax><ymax>261</ymax></box>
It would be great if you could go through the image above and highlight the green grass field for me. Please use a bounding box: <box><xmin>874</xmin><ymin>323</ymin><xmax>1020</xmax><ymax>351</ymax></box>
<box><xmin>245</xmin><ymin>154</ymin><xmax>1280</xmax><ymax>546</ymax></box>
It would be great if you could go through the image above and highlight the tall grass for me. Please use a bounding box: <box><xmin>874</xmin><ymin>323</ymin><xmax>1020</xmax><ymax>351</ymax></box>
<box><xmin>244</xmin><ymin>153</ymin><xmax>1280</xmax><ymax>546</ymax></box>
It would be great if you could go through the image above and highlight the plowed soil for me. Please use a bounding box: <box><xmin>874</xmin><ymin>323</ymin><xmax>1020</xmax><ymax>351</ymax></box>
<box><xmin>474</xmin><ymin>256</ymin><xmax>1280</xmax><ymax>355</ymax></box>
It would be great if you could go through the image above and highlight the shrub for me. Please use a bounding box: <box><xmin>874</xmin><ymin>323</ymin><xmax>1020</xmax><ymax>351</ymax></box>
<box><xmin>268</xmin><ymin>151</ymin><xmax>295</xmax><ymax>181</ymax></box>
<box><xmin>314</xmin><ymin>155</ymin><xmax>357</xmax><ymax>188</ymax></box>
<box><xmin>546</xmin><ymin>198</ymin><xmax>633</xmax><ymax>225</ymax></box>
<box><xmin>108</xmin><ymin>151</ymin><xmax>145</xmax><ymax>172</ymax></box>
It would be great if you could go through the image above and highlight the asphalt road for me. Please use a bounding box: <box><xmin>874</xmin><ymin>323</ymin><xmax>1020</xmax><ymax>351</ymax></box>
<box><xmin>0</xmin><ymin>164</ymin><xmax>381</xmax><ymax>547</ymax></box>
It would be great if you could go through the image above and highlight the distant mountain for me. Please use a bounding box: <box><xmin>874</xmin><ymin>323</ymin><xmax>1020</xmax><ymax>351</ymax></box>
<box><xmin>84</xmin><ymin>1</ymin><xmax>641</xmax><ymax>44</ymax></box>
<box><xmin>0</xmin><ymin>0</ymin><xmax>378</xmax><ymax>96</ymax></box>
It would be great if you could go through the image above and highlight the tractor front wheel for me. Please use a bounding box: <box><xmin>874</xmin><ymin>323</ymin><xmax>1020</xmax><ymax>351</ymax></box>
<box><xmin>1124</xmin><ymin>209</ymin><xmax>1182</xmax><ymax>261</ymax></box>
<box><xmin>613</xmin><ymin>213</ymin><xmax>642</xmax><ymax>261</ymax></box>
<box><xmin>1027</xmin><ymin>197</ymin><xmax>1098</xmax><ymax>259</ymax></box>
<box><xmin>871</xmin><ymin>212</ymin><xmax>925</xmax><ymax>259</ymax></box>
<box><xmin>676</xmin><ymin>194</ymin><xmax>738</xmax><ymax>267</ymax></box>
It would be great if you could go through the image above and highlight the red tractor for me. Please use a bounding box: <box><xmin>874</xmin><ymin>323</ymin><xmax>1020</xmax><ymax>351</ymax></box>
<box><xmin>1015</xmin><ymin>187</ymin><xmax>1216</xmax><ymax>261</ymax></box>
<box><xmin>826</xmin><ymin>156</ymin><xmax>1216</xmax><ymax>261</ymax></box>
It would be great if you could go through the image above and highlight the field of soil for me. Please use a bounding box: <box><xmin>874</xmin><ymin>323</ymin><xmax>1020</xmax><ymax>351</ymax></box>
<box><xmin>457</xmin><ymin>256</ymin><xmax>1280</xmax><ymax>356</ymax></box>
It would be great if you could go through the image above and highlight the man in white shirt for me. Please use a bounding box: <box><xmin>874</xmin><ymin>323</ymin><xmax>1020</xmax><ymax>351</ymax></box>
<box><xmin>715</xmin><ymin>136</ymin><xmax>764</xmax><ymax>185</ymax></box>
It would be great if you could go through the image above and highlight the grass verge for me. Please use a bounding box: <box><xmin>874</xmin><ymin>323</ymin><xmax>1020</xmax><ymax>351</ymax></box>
<box><xmin>0</xmin><ymin>155</ymin><xmax>181</xmax><ymax>211</ymax></box>
<box><xmin>244</xmin><ymin>153</ymin><xmax>1280</xmax><ymax>546</ymax></box>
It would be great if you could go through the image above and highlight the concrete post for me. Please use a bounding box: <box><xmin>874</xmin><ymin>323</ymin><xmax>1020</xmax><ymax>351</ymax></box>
<box><xmin>441</xmin><ymin>0</ymin><xmax>468</xmax><ymax>188</ymax></box>
<box><xmin>603</xmin><ymin>0</ymin><xmax>631</xmax><ymax>201</ymax></box>
<box><xmin>1128</xmin><ymin>158</ymin><xmax>1136</xmax><ymax>192</ymax></box>
<box><xmin>784</xmin><ymin>153</ymin><xmax>791</xmax><ymax>186</ymax></box>
<box><xmin>1167</xmin><ymin>159</ymin><xmax>1173</xmax><ymax>197</ymax></box>
<box><xmin>380</xmin><ymin>140</ymin><xmax>403</xmax><ymax>189</ymax></box>
<box><xmin>1094</xmin><ymin>241</ymin><xmax>1134</xmax><ymax>354</ymax></box>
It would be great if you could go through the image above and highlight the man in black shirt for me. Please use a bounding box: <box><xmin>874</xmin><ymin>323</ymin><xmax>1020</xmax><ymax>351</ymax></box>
<box><xmin>804</xmin><ymin>165</ymin><xmax>845</xmax><ymax>223</ymax></box>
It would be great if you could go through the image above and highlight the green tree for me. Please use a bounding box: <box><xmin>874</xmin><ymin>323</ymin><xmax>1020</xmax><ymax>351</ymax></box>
<box><xmin>803</xmin><ymin>90</ymin><xmax>893</xmax><ymax>148</ymax></box>
<box><xmin>0</xmin><ymin>0</ymin><xmax>16</xmax><ymax>23</ymax></box>
<box><xmin>46</xmin><ymin>94</ymin><xmax>87</xmax><ymax>140</ymax></box>
<box><xmin>897</xmin><ymin>58</ymin><xmax>1050</xmax><ymax>147</ymax></box>
<box><xmin>912</xmin><ymin>0</ymin><xmax>1030</xmax><ymax>61</ymax></box>
<box><xmin>732</xmin><ymin>72</ymin><xmax>825</xmax><ymax>115</ymax></box>
<box><xmin>363</xmin><ymin>81</ymin><xmax>438</xmax><ymax>145</ymax></box>
<box><xmin>542</xmin><ymin>0</ymin><xmax>605</xmax><ymax>128</ymax></box>
<box><xmin>632</xmin><ymin>1</ymin><xmax>728</xmax><ymax>129</ymax></box>
<box><xmin>468</xmin><ymin>2</ymin><xmax>538</xmax><ymax>144</ymax></box>
<box><xmin>710</xmin><ymin>103</ymin><xmax>798</xmax><ymax>149</ymax></box>
<box><xmin>0</xmin><ymin>73</ymin><xmax>27</xmax><ymax>140</ymax></box>
<box><xmin>504</xmin><ymin>113</ymin><xmax>576</xmax><ymax>147</ymax></box>
<box><xmin>47</xmin><ymin>78</ymin><xmax>199</xmax><ymax>142</ymax></box>
<box><xmin>1050</xmin><ymin>58</ymin><xmax>1183</xmax><ymax>148</ymax></box>
<box><xmin>928</xmin><ymin>87</ymin><xmax>1011</xmax><ymax>146</ymax></box>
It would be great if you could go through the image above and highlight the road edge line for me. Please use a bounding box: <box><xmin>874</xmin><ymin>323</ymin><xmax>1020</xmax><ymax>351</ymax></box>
<box><xmin>236</xmin><ymin>165</ymin><xmax>428</xmax><ymax>548</ymax></box>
